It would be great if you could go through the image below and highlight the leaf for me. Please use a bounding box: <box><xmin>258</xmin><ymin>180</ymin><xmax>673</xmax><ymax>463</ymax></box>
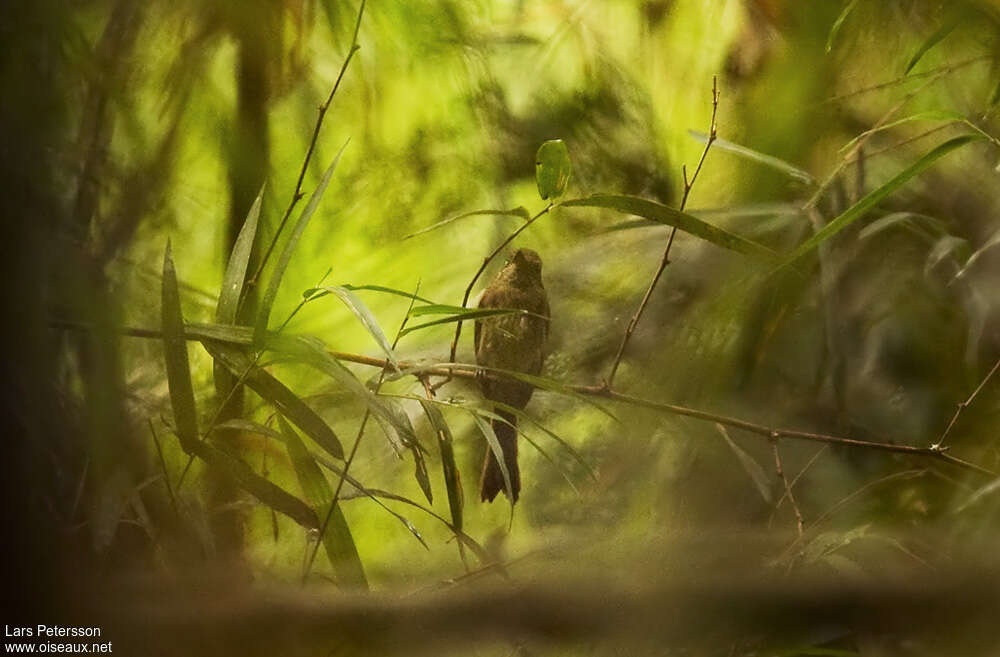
<box><xmin>857</xmin><ymin>211</ymin><xmax>949</xmax><ymax>244</ymax></box>
<box><xmin>403</xmin><ymin>207</ymin><xmax>530</xmax><ymax>240</ymax></box>
<box><xmin>255</xmin><ymin>139</ymin><xmax>349</xmax><ymax>342</ymax></box>
<box><xmin>419</xmin><ymin>400</ymin><xmax>463</xmax><ymax>532</ymax></box>
<box><xmin>202</xmin><ymin>339</ymin><xmax>344</xmax><ymax>459</ymax></box>
<box><xmin>215</xmin><ymin>419</ymin><xmax>285</xmax><ymax>442</ymax></box>
<box><xmin>472</xmin><ymin>413</ymin><xmax>513</xmax><ymax>502</ymax></box>
<box><xmin>303</xmin><ymin>283</ymin><xmax>437</xmax><ymax>306</ymax></box>
<box><xmin>411</xmin><ymin>441</ymin><xmax>433</xmax><ymax>504</ymax></box>
<box><xmin>956</xmin><ymin>476</ymin><xmax>1000</xmax><ymax>512</ymax></box>
<box><xmin>717</xmin><ymin>424</ymin><xmax>772</xmax><ymax>504</ymax></box>
<box><xmin>161</xmin><ymin>241</ymin><xmax>199</xmax><ymax>453</ymax></box>
<box><xmin>689</xmin><ymin>131</ymin><xmax>815</xmax><ymax>185</ymax></box>
<box><xmin>603</xmin><ymin>203</ymin><xmax>802</xmax><ymax>233</ymax></box>
<box><xmin>838</xmin><ymin>110</ymin><xmax>963</xmax><ymax>153</ymax></box>
<box><xmin>561</xmin><ymin>194</ymin><xmax>778</xmax><ymax>260</ymax></box>
<box><xmin>216</xmin><ymin>185</ymin><xmax>263</xmax><ymax>324</ymax></box>
<box><xmin>399</xmin><ymin>307</ymin><xmax>536</xmax><ymax>336</ymax></box>
<box><xmin>826</xmin><ymin>0</ymin><xmax>860</xmax><ymax>53</ymax></box>
<box><xmin>279</xmin><ymin>416</ymin><xmax>367</xmax><ymax>589</ymax></box>
<box><xmin>319</xmin><ymin>285</ymin><xmax>399</xmax><ymax>369</ymax></box>
<box><xmin>779</xmin><ymin>135</ymin><xmax>982</xmax><ymax>268</ymax></box>
<box><xmin>905</xmin><ymin>17</ymin><xmax>960</xmax><ymax>75</ymax></box>
<box><xmin>536</xmin><ymin>139</ymin><xmax>572</xmax><ymax>200</ymax></box>
<box><xmin>490</xmin><ymin>399</ymin><xmax>598</xmax><ymax>482</ymax></box>
<box><xmin>479</xmin><ymin>407</ymin><xmax>579</xmax><ymax>494</ymax></box>
<box><xmin>193</xmin><ymin>441</ymin><xmax>316</xmax><ymax>529</ymax></box>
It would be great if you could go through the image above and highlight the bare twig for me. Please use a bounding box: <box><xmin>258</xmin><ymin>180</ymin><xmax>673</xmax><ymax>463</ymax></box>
<box><xmin>246</xmin><ymin>0</ymin><xmax>365</xmax><ymax>291</ymax></box>
<box><xmin>936</xmin><ymin>355</ymin><xmax>1000</xmax><ymax>450</ymax></box>
<box><xmin>820</xmin><ymin>55</ymin><xmax>990</xmax><ymax>105</ymax></box>
<box><xmin>771</xmin><ymin>441</ymin><xmax>803</xmax><ymax>537</ymax></box>
<box><xmin>603</xmin><ymin>76</ymin><xmax>719</xmax><ymax>389</ymax></box>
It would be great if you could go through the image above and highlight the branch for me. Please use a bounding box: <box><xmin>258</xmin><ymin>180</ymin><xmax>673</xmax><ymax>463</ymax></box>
<box><xmin>604</xmin><ymin>76</ymin><xmax>719</xmax><ymax>389</ymax></box>
<box><xmin>936</xmin><ymin>355</ymin><xmax>1000</xmax><ymax>449</ymax></box>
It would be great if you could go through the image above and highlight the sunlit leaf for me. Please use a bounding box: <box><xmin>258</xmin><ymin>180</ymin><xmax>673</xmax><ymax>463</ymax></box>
<box><xmin>215</xmin><ymin>418</ymin><xmax>285</xmax><ymax>442</ymax></box>
<box><xmin>536</xmin><ymin>139</ymin><xmax>572</xmax><ymax>200</ymax></box>
<box><xmin>161</xmin><ymin>240</ymin><xmax>199</xmax><ymax>453</ymax></box>
<box><xmin>319</xmin><ymin>285</ymin><xmax>399</xmax><ymax>369</ymax></box>
<box><xmin>302</xmin><ymin>283</ymin><xmax>437</xmax><ymax>306</ymax></box>
<box><xmin>399</xmin><ymin>307</ymin><xmax>535</xmax><ymax>336</ymax></box>
<box><xmin>689</xmin><ymin>130</ymin><xmax>815</xmax><ymax>185</ymax></box>
<box><xmin>561</xmin><ymin>194</ymin><xmax>778</xmax><ymax>259</ymax></box>
<box><xmin>419</xmin><ymin>400</ymin><xmax>463</xmax><ymax>532</ymax></box>
<box><xmin>279</xmin><ymin>416</ymin><xmax>367</xmax><ymax>589</ymax></box>
<box><xmin>216</xmin><ymin>185</ymin><xmax>263</xmax><ymax>324</ymax></box>
<box><xmin>255</xmin><ymin>139</ymin><xmax>349</xmax><ymax>342</ymax></box>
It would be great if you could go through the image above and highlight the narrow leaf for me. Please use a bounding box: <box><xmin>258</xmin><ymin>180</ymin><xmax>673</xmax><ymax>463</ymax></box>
<box><xmin>303</xmin><ymin>283</ymin><xmax>437</xmax><ymax>305</ymax></box>
<box><xmin>279</xmin><ymin>416</ymin><xmax>367</xmax><ymax>589</ymax></box>
<box><xmin>202</xmin><ymin>339</ymin><xmax>344</xmax><ymax>459</ymax></box>
<box><xmin>689</xmin><ymin>131</ymin><xmax>815</xmax><ymax>184</ymax></box>
<box><xmin>319</xmin><ymin>286</ymin><xmax>399</xmax><ymax>369</ymax></box>
<box><xmin>780</xmin><ymin>134</ymin><xmax>982</xmax><ymax>268</ymax></box>
<box><xmin>717</xmin><ymin>424</ymin><xmax>772</xmax><ymax>503</ymax></box>
<box><xmin>562</xmin><ymin>194</ymin><xmax>778</xmax><ymax>259</ymax></box>
<box><xmin>838</xmin><ymin>110</ymin><xmax>963</xmax><ymax>153</ymax></box>
<box><xmin>256</xmin><ymin>139</ymin><xmax>349</xmax><ymax>342</ymax></box>
<box><xmin>403</xmin><ymin>207</ymin><xmax>530</xmax><ymax>240</ymax></box>
<box><xmin>161</xmin><ymin>241</ymin><xmax>199</xmax><ymax>453</ymax></box>
<box><xmin>215</xmin><ymin>418</ymin><xmax>285</xmax><ymax>442</ymax></box>
<box><xmin>472</xmin><ymin>414</ymin><xmax>513</xmax><ymax>502</ymax></box>
<box><xmin>399</xmin><ymin>308</ymin><xmax>536</xmax><ymax>336</ymax></box>
<box><xmin>905</xmin><ymin>17</ymin><xmax>960</xmax><ymax>75</ymax></box>
<box><xmin>826</xmin><ymin>0</ymin><xmax>860</xmax><ymax>53</ymax></box>
<box><xmin>216</xmin><ymin>185</ymin><xmax>263</xmax><ymax>324</ymax></box>
<box><xmin>419</xmin><ymin>400</ymin><xmax>463</xmax><ymax>532</ymax></box>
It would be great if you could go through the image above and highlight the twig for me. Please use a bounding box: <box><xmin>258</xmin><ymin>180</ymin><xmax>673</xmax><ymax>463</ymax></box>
<box><xmin>772</xmin><ymin>444</ymin><xmax>828</xmax><ymax>517</ymax></box>
<box><xmin>437</xmin><ymin>202</ymin><xmax>554</xmax><ymax>388</ymax></box>
<box><xmin>771</xmin><ymin>440</ymin><xmax>803</xmax><ymax>536</ymax></box>
<box><xmin>603</xmin><ymin>76</ymin><xmax>719</xmax><ymax>389</ymax></box>
<box><xmin>246</xmin><ymin>0</ymin><xmax>365</xmax><ymax>291</ymax></box>
<box><xmin>936</xmin><ymin>355</ymin><xmax>1000</xmax><ymax>449</ymax></box>
<box><xmin>820</xmin><ymin>55</ymin><xmax>990</xmax><ymax>105</ymax></box>
<box><xmin>52</xmin><ymin>320</ymin><xmax>996</xmax><ymax>478</ymax></box>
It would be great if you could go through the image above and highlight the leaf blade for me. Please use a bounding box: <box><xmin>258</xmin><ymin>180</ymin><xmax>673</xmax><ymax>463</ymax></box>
<box><xmin>161</xmin><ymin>241</ymin><xmax>199</xmax><ymax>453</ymax></box>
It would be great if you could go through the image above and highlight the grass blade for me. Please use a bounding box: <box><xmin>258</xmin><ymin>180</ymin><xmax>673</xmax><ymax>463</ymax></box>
<box><xmin>780</xmin><ymin>134</ymin><xmax>982</xmax><ymax>268</ymax></box>
<box><xmin>826</xmin><ymin>0</ymin><xmax>859</xmax><ymax>53</ymax></box>
<box><xmin>279</xmin><ymin>416</ymin><xmax>367</xmax><ymax>589</ymax></box>
<box><xmin>905</xmin><ymin>17</ymin><xmax>960</xmax><ymax>75</ymax></box>
<box><xmin>202</xmin><ymin>339</ymin><xmax>345</xmax><ymax>459</ymax></box>
<box><xmin>161</xmin><ymin>241</ymin><xmax>199</xmax><ymax>453</ymax></box>
<box><xmin>561</xmin><ymin>194</ymin><xmax>778</xmax><ymax>260</ymax></box>
<box><xmin>256</xmin><ymin>139</ymin><xmax>349</xmax><ymax>342</ymax></box>
<box><xmin>689</xmin><ymin>131</ymin><xmax>815</xmax><ymax>185</ymax></box>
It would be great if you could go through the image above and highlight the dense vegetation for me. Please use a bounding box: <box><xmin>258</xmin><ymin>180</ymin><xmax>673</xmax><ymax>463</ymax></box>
<box><xmin>4</xmin><ymin>1</ymin><xmax>1000</xmax><ymax>655</ymax></box>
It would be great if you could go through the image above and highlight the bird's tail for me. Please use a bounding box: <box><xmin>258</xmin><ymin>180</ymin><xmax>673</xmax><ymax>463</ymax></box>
<box><xmin>480</xmin><ymin>410</ymin><xmax>520</xmax><ymax>503</ymax></box>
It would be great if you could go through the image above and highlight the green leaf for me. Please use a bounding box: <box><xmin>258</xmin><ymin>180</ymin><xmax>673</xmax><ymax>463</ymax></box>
<box><xmin>603</xmin><ymin>203</ymin><xmax>802</xmax><ymax>233</ymax></box>
<box><xmin>255</xmin><ymin>139</ymin><xmax>349</xmax><ymax>342</ymax></box>
<box><xmin>471</xmin><ymin>413</ymin><xmax>513</xmax><ymax>502</ymax></box>
<box><xmin>826</xmin><ymin>0</ymin><xmax>859</xmax><ymax>53</ymax></box>
<box><xmin>161</xmin><ymin>241</ymin><xmax>199</xmax><ymax>453</ymax></box>
<box><xmin>561</xmin><ymin>194</ymin><xmax>778</xmax><ymax>260</ymax></box>
<box><xmin>779</xmin><ymin>134</ymin><xmax>982</xmax><ymax>268</ymax></box>
<box><xmin>476</xmin><ymin>406</ymin><xmax>579</xmax><ymax>494</ymax></box>
<box><xmin>216</xmin><ymin>185</ymin><xmax>263</xmax><ymax>325</ymax></box>
<box><xmin>214</xmin><ymin>418</ymin><xmax>285</xmax><ymax>442</ymax></box>
<box><xmin>319</xmin><ymin>286</ymin><xmax>399</xmax><ymax>369</ymax></box>
<box><xmin>419</xmin><ymin>400</ymin><xmax>463</xmax><ymax>532</ymax></box>
<box><xmin>490</xmin><ymin>400</ymin><xmax>597</xmax><ymax>482</ymax></box>
<box><xmin>403</xmin><ymin>207</ymin><xmax>530</xmax><ymax>240</ymax></box>
<box><xmin>399</xmin><ymin>307</ymin><xmax>535</xmax><ymax>336</ymax></box>
<box><xmin>303</xmin><ymin>283</ymin><xmax>437</xmax><ymax>306</ymax></box>
<box><xmin>279</xmin><ymin>416</ymin><xmax>367</xmax><ymax>589</ymax></box>
<box><xmin>192</xmin><ymin>441</ymin><xmax>317</xmax><ymax>529</ymax></box>
<box><xmin>536</xmin><ymin>139</ymin><xmax>572</xmax><ymax>200</ymax></box>
<box><xmin>905</xmin><ymin>17</ymin><xmax>960</xmax><ymax>75</ymax></box>
<box><xmin>202</xmin><ymin>339</ymin><xmax>345</xmax><ymax>459</ymax></box>
<box><xmin>689</xmin><ymin>131</ymin><xmax>815</xmax><ymax>185</ymax></box>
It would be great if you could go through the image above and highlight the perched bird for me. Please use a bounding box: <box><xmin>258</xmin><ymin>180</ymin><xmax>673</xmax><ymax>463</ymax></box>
<box><xmin>475</xmin><ymin>248</ymin><xmax>550</xmax><ymax>503</ymax></box>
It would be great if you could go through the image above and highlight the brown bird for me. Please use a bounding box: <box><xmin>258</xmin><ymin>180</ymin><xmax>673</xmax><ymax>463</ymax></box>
<box><xmin>475</xmin><ymin>248</ymin><xmax>550</xmax><ymax>503</ymax></box>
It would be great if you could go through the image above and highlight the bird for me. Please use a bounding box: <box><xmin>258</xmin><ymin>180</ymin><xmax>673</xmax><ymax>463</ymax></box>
<box><xmin>475</xmin><ymin>248</ymin><xmax>550</xmax><ymax>503</ymax></box>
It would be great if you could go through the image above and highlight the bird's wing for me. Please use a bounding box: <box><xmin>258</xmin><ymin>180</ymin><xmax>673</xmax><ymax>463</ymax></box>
<box><xmin>475</xmin><ymin>286</ymin><xmax>500</xmax><ymax>358</ymax></box>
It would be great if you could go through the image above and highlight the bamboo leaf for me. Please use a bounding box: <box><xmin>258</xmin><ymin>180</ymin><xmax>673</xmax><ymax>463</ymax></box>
<box><xmin>472</xmin><ymin>414</ymin><xmax>513</xmax><ymax>502</ymax></box>
<box><xmin>905</xmin><ymin>17</ymin><xmax>960</xmax><ymax>75</ymax></box>
<box><xmin>303</xmin><ymin>283</ymin><xmax>437</xmax><ymax>305</ymax></box>
<box><xmin>318</xmin><ymin>286</ymin><xmax>399</xmax><ymax>369</ymax></box>
<box><xmin>399</xmin><ymin>307</ymin><xmax>536</xmax><ymax>336</ymax></box>
<box><xmin>490</xmin><ymin>400</ymin><xmax>598</xmax><ymax>482</ymax></box>
<box><xmin>780</xmin><ymin>134</ymin><xmax>982</xmax><ymax>268</ymax></box>
<box><xmin>403</xmin><ymin>207</ymin><xmax>530</xmax><ymax>240</ymax></box>
<box><xmin>689</xmin><ymin>131</ymin><xmax>815</xmax><ymax>184</ymax></box>
<box><xmin>256</xmin><ymin>140</ymin><xmax>349</xmax><ymax>342</ymax></box>
<box><xmin>161</xmin><ymin>241</ymin><xmax>199</xmax><ymax>453</ymax></box>
<box><xmin>826</xmin><ymin>0</ymin><xmax>860</xmax><ymax>53</ymax></box>
<box><xmin>202</xmin><ymin>339</ymin><xmax>344</xmax><ymax>459</ymax></box>
<box><xmin>561</xmin><ymin>194</ymin><xmax>778</xmax><ymax>260</ymax></box>
<box><xmin>419</xmin><ymin>400</ymin><xmax>463</xmax><ymax>532</ymax></box>
<box><xmin>279</xmin><ymin>416</ymin><xmax>367</xmax><ymax>589</ymax></box>
<box><xmin>215</xmin><ymin>418</ymin><xmax>285</xmax><ymax>442</ymax></box>
<box><xmin>216</xmin><ymin>185</ymin><xmax>263</xmax><ymax>324</ymax></box>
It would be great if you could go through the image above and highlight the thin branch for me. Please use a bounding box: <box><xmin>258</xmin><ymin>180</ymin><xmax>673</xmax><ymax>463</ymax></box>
<box><xmin>771</xmin><ymin>441</ymin><xmax>804</xmax><ymax>537</ymax></box>
<box><xmin>246</xmin><ymin>0</ymin><xmax>365</xmax><ymax>290</ymax></box>
<box><xmin>603</xmin><ymin>76</ymin><xmax>719</xmax><ymax>389</ymax></box>
<box><xmin>52</xmin><ymin>320</ymin><xmax>995</xmax><ymax>477</ymax></box>
<box><xmin>438</xmin><ymin>202</ymin><xmax>554</xmax><ymax>385</ymax></box>
<box><xmin>936</xmin><ymin>355</ymin><xmax>1000</xmax><ymax>449</ymax></box>
<box><xmin>820</xmin><ymin>54</ymin><xmax>990</xmax><ymax>105</ymax></box>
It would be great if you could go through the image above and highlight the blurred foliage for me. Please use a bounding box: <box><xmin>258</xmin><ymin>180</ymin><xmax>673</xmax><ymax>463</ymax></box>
<box><xmin>6</xmin><ymin>0</ymin><xmax>1000</xmax><ymax>655</ymax></box>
